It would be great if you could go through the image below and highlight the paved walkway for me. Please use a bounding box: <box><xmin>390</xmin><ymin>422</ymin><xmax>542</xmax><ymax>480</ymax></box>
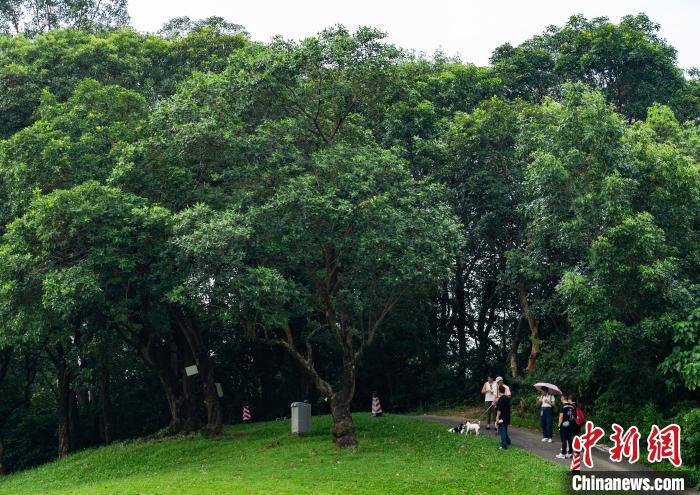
<box><xmin>415</xmin><ymin>415</ymin><xmax>698</xmax><ymax>494</ymax></box>
<box><xmin>417</xmin><ymin>415</ymin><xmax>645</xmax><ymax>472</ymax></box>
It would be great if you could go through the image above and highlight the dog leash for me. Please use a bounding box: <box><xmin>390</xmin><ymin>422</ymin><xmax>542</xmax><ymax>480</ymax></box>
<box><xmin>461</xmin><ymin>403</ymin><xmax>494</xmax><ymax>423</ymax></box>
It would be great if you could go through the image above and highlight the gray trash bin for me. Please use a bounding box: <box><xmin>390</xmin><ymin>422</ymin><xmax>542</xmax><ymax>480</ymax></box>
<box><xmin>291</xmin><ymin>402</ymin><xmax>311</xmax><ymax>435</ymax></box>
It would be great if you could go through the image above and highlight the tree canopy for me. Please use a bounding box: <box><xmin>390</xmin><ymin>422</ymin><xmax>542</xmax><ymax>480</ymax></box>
<box><xmin>0</xmin><ymin>10</ymin><xmax>697</xmax><ymax>478</ymax></box>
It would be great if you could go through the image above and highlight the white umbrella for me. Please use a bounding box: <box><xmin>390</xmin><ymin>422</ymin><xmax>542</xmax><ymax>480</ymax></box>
<box><xmin>533</xmin><ymin>382</ymin><xmax>562</xmax><ymax>394</ymax></box>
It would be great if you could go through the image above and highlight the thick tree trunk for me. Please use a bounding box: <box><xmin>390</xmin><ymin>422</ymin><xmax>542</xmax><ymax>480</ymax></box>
<box><xmin>329</xmin><ymin>343</ymin><xmax>358</xmax><ymax>448</ymax></box>
<box><xmin>137</xmin><ymin>331</ymin><xmax>197</xmax><ymax>434</ymax></box>
<box><xmin>518</xmin><ymin>283</ymin><xmax>541</xmax><ymax>373</ymax></box>
<box><xmin>330</xmin><ymin>397</ymin><xmax>357</xmax><ymax>448</ymax></box>
<box><xmin>171</xmin><ymin>306</ymin><xmax>223</xmax><ymax>436</ymax></box>
<box><xmin>160</xmin><ymin>376</ymin><xmax>192</xmax><ymax>434</ymax></box>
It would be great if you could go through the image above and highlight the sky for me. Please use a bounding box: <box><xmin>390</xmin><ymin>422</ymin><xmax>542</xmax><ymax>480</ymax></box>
<box><xmin>128</xmin><ymin>0</ymin><xmax>700</xmax><ymax>70</ymax></box>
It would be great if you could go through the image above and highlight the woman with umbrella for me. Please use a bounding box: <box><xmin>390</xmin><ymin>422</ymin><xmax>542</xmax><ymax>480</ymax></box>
<box><xmin>534</xmin><ymin>383</ymin><xmax>561</xmax><ymax>442</ymax></box>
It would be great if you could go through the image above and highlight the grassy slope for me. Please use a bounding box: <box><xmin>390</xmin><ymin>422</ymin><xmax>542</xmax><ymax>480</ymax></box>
<box><xmin>0</xmin><ymin>414</ymin><xmax>566</xmax><ymax>495</ymax></box>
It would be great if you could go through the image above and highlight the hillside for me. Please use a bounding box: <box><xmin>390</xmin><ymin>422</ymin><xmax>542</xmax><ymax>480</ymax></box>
<box><xmin>0</xmin><ymin>414</ymin><xmax>566</xmax><ymax>495</ymax></box>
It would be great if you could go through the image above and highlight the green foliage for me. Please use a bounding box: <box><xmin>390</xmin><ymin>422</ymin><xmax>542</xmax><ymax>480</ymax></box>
<box><xmin>0</xmin><ymin>11</ymin><xmax>698</xmax><ymax>477</ymax></box>
<box><xmin>492</xmin><ymin>14</ymin><xmax>686</xmax><ymax>121</ymax></box>
<box><xmin>0</xmin><ymin>0</ymin><xmax>129</xmax><ymax>36</ymax></box>
<box><xmin>0</xmin><ymin>79</ymin><xmax>148</xmax><ymax>227</ymax></box>
<box><xmin>662</xmin><ymin>309</ymin><xmax>700</xmax><ymax>390</ymax></box>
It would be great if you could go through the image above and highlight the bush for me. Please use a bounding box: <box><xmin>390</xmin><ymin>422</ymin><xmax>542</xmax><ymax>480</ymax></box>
<box><xmin>680</xmin><ymin>408</ymin><xmax>700</xmax><ymax>468</ymax></box>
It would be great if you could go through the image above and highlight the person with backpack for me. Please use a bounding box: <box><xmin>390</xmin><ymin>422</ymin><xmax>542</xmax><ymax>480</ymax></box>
<box><xmin>557</xmin><ymin>394</ymin><xmax>583</xmax><ymax>459</ymax></box>
<box><xmin>495</xmin><ymin>385</ymin><xmax>512</xmax><ymax>450</ymax></box>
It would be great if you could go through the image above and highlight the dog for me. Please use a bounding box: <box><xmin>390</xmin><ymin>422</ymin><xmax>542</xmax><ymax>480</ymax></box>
<box><xmin>447</xmin><ymin>420</ymin><xmax>480</xmax><ymax>435</ymax></box>
<box><xmin>448</xmin><ymin>423</ymin><xmax>465</xmax><ymax>434</ymax></box>
<box><xmin>463</xmin><ymin>420</ymin><xmax>480</xmax><ymax>435</ymax></box>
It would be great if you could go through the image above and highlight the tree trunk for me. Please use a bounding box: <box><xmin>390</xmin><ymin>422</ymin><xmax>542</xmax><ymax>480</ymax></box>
<box><xmin>508</xmin><ymin>316</ymin><xmax>528</xmax><ymax>379</ymax></box>
<box><xmin>330</xmin><ymin>396</ymin><xmax>357</xmax><ymax>448</ymax></box>
<box><xmin>454</xmin><ymin>263</ymin><xmax>467</xmax><ymax>382</ymax></box>
<box><xmin>99</xmin><ymin>354</ymin><xmax>112</xmax><ymax>445</ymax></box>
<box><xmin>518</xmin><ymin>283</ymin><xmax>541</xmax><ymax>373</ymax></box>
<box><xmin>0</xmin><ymin>436</ymin><xmax>5</xmax><ymax>475</ymax></box>
<box><xmin>137</xmin><ymin>331</ymin><xmax>197</xmax><ymax>434</ymax></box>
<box><xmin>475</xmin><ymin>281</ymin><xmax>496</xmax><ymax>378</ymax></box>
<box><xmin>329</xmin><ymin>344</ymin><xmax>358</xmax><ymax>448</ymax></box>
<box><xmin>171</xmin><ymin>306</ymin><xmax>223</xmax><ymax>436</ymax></box>
<box><xmin>57</xmin><ymin>362</ymin><xmax>71</xmax><ymax>458</ymax></box>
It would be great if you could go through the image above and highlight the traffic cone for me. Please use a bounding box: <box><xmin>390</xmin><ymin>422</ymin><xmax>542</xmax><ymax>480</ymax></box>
<box><xmin>371</xmin><ymin>393</ymin><xmax>383</xmax><ymax>417</ymax></box>
<box><xmin>242</xmin><ymin>404</ymin><xmax>252</xmax><ymax>423</ymax></box>
<box><xmin>570</xmin><ymin>451</ymin><xmax>581</xmax><ymax>475</ymax></box>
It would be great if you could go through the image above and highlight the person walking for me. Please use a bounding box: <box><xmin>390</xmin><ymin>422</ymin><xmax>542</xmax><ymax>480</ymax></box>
<box><xmin>537</xmin><ymin>387</ymin><xmax>555</xmax><ymax>442</ymax></box>
<box><xmin>556</xmin><ymin>394</ymin><xmax>578</xmax><ymax>459</ymax></box>
<box><xmin>481</xmin><ymin>374</ymin><xmax>496</xmax><ymax>431</ymax></box>
<box><xmin>495</xmin><ymin>384</ymin><xmax>512</xmax><ymax>450</ymax></box>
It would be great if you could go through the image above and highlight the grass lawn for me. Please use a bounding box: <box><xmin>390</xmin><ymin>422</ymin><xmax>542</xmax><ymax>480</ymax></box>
<box><xmin>0</xmin><ymin>413</ymin><xmax>566</xmax><ymax>495</ymax></box>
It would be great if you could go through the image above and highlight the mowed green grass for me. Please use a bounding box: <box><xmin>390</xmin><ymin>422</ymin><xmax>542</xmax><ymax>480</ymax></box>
<box><xmin>0</xmin><ymin>414</ymin><xmax>566</xmax><ymax>495</ymax></box>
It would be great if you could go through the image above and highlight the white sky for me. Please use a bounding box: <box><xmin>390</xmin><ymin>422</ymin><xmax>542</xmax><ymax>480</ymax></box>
<box><xmin>128</xmin><ymin>0</ymin><xmax>700</xmax><ymax>70</ymax></box>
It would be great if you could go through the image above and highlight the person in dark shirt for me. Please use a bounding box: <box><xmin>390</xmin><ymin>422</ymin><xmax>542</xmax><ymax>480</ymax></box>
<box><xmin>557</xmin><ymin>394</ymin><xmax>579</xmax><ymax>459</ymax></box>
<box><xmin>495</xmin><ymin>385</ymin><xmax>511</xmax><ymax>450</ymax></box>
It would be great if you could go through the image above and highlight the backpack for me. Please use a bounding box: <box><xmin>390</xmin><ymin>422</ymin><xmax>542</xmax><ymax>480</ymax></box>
<box><xmin>562</xmin><ymin>404</ymin><xmax>577</xmax><ymax>427</ymax></box>
<box><xmin>575</xmin><ymin>406</ymin><xmax>585</xmax><ymax>426</ymax></box>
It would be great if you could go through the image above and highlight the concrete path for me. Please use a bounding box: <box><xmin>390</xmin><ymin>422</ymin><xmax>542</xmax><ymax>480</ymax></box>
<box><xmin>416</xmin><ymin>414</ymin><xmax>645</xmax><ymax>472</ymax></box>
<box><xmin>415</xmin><ymin>415</ymin><xmax>698</xmax><ymax>494</ymax></box>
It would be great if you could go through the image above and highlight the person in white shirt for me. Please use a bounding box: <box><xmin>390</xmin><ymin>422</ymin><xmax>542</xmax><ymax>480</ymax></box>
<box><xmin>537</xmin><ymin>387</ymin><xmax>555</xmax><ymax>442</ymax></box>
<box><xmin>494</xmin><ymin>376</ymin><xmax>511</xmax><ymax>399</ymax></box>
<box><xmin>481</xmin><ymin>374</ymin><xmax>496</xmax><ymax>430</ymax></box>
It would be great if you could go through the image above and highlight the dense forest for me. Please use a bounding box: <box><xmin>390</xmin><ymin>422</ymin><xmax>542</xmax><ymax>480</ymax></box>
<box><xmin>0</xmin><ymin>0</ymin><xmax>698</xmax><ymax>479</ymax></box>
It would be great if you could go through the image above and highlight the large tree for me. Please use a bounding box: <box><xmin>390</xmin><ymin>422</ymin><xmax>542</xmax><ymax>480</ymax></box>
<box><xmin>491</xmin><ymin>14</ymin><xmax>686</xmax><ymax>121</ymax></box>
<box><xmin>0</xmin><ymin>0</ymin><xmax>129</xmax><ymax>35</ymax></box>
<box><xmin>173</xmin><ymin>144</ymin><xmax>460</xmax><ymax>447</ymax></box>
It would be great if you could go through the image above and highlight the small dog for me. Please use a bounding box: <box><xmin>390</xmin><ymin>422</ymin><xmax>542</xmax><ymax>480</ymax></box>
<box><xmin>463</xmin><ymin>420</ymin><xmax>481</xmax><ymax>435</ymax></box>
<box><xmin>448</xmin><ymin>423</ymin><xmax>465</xmax><ymax>434</ymax></box>
<box><xmin>447</xmin><ymin>420</ymin><xmax>480</xmax><ymax>435</ymax></box>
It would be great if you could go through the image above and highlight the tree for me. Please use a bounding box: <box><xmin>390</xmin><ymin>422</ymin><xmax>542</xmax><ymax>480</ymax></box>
<box><xmin>491</xmin><ymin>14</ymin><xmax>685</xmax><ymax>121</ymax></box>
<box><xmin>0</xmin><ymin>78</ymin><xmax>148</xmax><ymax>229</ymax></box>
<box><xmin>0</xmin><ymin>346</ymin><xmax>37</xmax><ymax>473</ymax></box>
<box><xmin>159</xmin><ymin>16</ymin><xmax>247</xmax><ymax>39</ymax></box>
<box><xmin>0</xmin><ymin>182</ymin><xmax>174</xmax><ymax>454</ymax></box>
<box><xmin>439</xmin><ymin>97</ymin><xmax>524</xmax><ymax>381</ymax></box>
<box><xmin>174</xmin><ymin>144</ymin><xmax>460</xmax><ymax>447</ymax></box>
<box><xmin>0</xmin><ymin>0</ymin><xmax>129</xmax><ymax>36</ymax></box>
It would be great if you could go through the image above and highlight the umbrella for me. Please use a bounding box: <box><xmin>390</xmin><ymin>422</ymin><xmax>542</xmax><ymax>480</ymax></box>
<box><xmin>533</xmin><ymin>382</ymin><xmax>562</xmax><ymax>394</ymax></box>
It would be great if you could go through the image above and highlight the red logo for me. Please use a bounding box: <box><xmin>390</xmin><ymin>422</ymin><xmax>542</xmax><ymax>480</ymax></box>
<box><xmin>572</xmin><ymin>421</ymin><xmax>605</xmax><ymax>468</ymax></box>
<box><xmin>647</xmin><ymin>424</ymin><xmax>682</xmax><ymax>468</ymax></box>
<box><xmin>609</xmin><ymin>423</ymin><xmax>641</xmax><ymax>464</ymax></box>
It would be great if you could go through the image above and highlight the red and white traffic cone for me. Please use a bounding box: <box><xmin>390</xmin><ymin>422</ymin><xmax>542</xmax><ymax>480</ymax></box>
<box><xmin>371</xmin><ymin>393</ymin><xmax>383</xmax><ymax>417</ymax></box>
<box><xmin>570</xmin><ymin>451</ymin><xmax>581</xmax><ymax>475</ymax></box>
<box><xmin>242</xmin><ymin>404</ymin><xmax>251</xmax><ymax>423</ymax></box>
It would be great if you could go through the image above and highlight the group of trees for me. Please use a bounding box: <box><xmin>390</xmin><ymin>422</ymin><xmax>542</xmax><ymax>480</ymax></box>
<box><xmin>0</xmin><ymin>2</ymin><xmax>697</xmax><ymax>474</ymax></box>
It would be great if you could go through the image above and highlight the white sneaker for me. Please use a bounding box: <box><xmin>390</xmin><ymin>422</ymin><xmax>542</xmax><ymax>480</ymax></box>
<box><xmin>547</xmin><ymin>438</ymin><xmax>553</xmax><ymax>443</ymax></box>
<box><xmin>541</xmin><ymin>438</ymin><xmax>547</xmax><ymax>442</ymax></box>
<box><xmin>565</xmin><ymin>454</ymin><xmax>573</xmax><ymax>459</ymax></box>
<box><xmin>555</xmin><ymin>453</ymin><xmax>566</xmax><ymax>459</ymax></box>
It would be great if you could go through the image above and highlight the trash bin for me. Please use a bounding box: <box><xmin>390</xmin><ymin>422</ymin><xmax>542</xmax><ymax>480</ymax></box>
<box><xmin>291</xmin><ymin>402</ymin><xmax>311</xmax><ymax>435</ymax></box>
